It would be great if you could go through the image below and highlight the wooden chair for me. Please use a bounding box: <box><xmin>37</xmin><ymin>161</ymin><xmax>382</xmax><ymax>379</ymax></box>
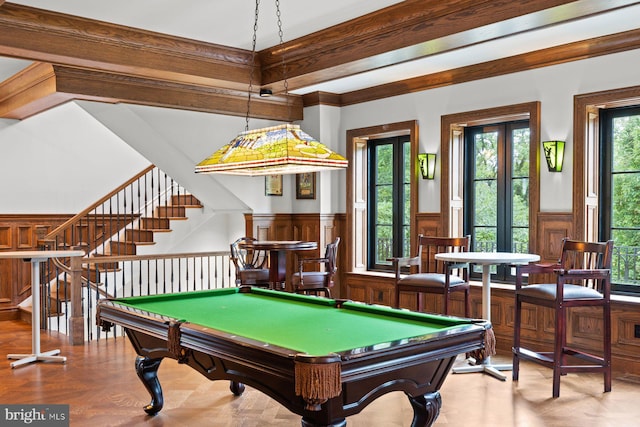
<box><xmin>230</xmin><ymin>237</ymin><xmax>270</xmax><ymax>287</ymax></box>
<box><xmin>291</xmin><ymin>237</ymin><xmax>340</xmax><ymax>297</ymax></box>
<box><xmin>390</xmin><ymin>235</ymin><xmax>471</xmax><ymax>317</ymax></box>
<box><xmin>512</xmin><ymin>238</ymin><xmax>614</xmax><ymax>398</ymax></box>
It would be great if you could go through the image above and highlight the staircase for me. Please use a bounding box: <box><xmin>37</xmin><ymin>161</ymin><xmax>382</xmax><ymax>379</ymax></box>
<box><xmin>81</xmin><ymin>193</ymin><xmax>202</xmax><ymax>295</ymax></box>
<box><xmin>101</xmin><ymin>195</ymin><xmax>202</xmax><ymax>257</ymax></box>
<box><xmin>32</xmin><ymin>166</ymin><xmax>203</xmax><ymax>321</ymax></box>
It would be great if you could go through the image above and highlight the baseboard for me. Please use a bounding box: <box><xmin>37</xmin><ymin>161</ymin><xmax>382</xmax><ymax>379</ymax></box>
<box><xmin>0</xmin><ymin>308</ymin><xmax>20</xmax><ymax>321</ymax></box>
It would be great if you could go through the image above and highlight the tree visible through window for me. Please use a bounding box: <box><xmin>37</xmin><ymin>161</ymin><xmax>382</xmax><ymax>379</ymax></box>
<box><xmin>367</xmin><ymin>135</ymin><xmax>411</xmax><ymax>271</ymax></box>
<box><xmin>600</xmin><ymin>105</ymin><xmax>640</xmax><ymax>293</ymax></box>
<box><xmin>464</xmin><ymin>121</ymin><xmax>530</xmax><ymax>282</ymax></box>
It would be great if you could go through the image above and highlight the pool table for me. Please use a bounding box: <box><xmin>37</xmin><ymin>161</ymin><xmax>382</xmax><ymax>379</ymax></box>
<box><xmin>96</xmin><ymin>286</ymin><xmax>490</xmax><ymax>427</ymax></box>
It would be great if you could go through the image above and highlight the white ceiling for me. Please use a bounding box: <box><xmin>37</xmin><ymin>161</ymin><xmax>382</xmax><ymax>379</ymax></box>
<box><xmin>1</xmin><ymin>1</ymin><xmax>640</xmax><ymax>95</ymax></box>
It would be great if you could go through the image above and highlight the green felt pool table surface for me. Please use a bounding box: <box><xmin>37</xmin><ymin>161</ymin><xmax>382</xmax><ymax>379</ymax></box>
<box><xmin>112</xmin><ymin>287</ymin><xmax>476</xmax><ymax>356</ymax></box>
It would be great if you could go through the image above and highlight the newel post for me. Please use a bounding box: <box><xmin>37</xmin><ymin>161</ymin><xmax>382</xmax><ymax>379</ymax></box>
<box><xmin>69</xmin><ymin>246</ymin><xmax>85</xmax><ymax>345</ymax></box>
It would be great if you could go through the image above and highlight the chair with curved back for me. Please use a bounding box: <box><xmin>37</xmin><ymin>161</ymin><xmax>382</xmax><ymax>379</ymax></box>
<box><xmin>291</xmin><ymin>237</ymin><xmax>340</xmax><ymax>298</ymax></box>
<box><xmin>230</xmin><ymin>237</ymin><xmax>270</xmax><ymax>288</ymax></box>
<box><xmin>390</xmin><ymin>235</ymin><xmax>471</xmax><ymax>317</ymax></box>
<box><xmin>512</xmin><ymin>238</ymin><xmax>614</xmax><ymax>398</ymax></box>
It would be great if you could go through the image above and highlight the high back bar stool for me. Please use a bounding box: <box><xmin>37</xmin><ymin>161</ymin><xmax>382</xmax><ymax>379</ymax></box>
<box><xmin>389</xmin><ymin>235</ymin><xmax>471</xmax><ymax>317</ymax></box>
<box><xmin>512</xmin><ymin>238</ymin><xmax>614</xmax><ymax>398</ymax></box>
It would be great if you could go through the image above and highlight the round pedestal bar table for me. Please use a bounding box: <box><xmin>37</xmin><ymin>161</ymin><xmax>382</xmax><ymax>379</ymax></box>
<box><xmin>238</xmin><ymin>241</ymin><xmax>317</xmax><ymax>291</ymax></box>
<box><xmin>1</xmin><ymin>250</ymin><xmax>85</xmax><ymax>368</ymax></box>
<box><xmin>434</xmin><ymin>251</ymin><xmax>540</xmax><ymax>380</ymax></box>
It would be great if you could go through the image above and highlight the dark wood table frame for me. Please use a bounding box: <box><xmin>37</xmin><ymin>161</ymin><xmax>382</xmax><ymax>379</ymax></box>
<box><xmin>239</xmin><ymin>240</ymin><xmax>317</xmax><ymax>290</ymax></box>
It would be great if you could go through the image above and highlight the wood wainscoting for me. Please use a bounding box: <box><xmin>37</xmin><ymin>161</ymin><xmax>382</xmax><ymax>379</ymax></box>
<box><xmin>343</xmin><ymin>211</ymin><xmax>640</xmax><ymax>375</ymax></box>
<box><xmin>0</xmin><ymin>214</ymin><xmax>73</xmax><ymax>319</ymax></box>
<box><xmin>246</xmin><ymin>210</ymin><xmax>640</xmax><ymax>375</ymax></box>
<box><xmin>490</xmin><ymin>288</ymin><xmax>640</xmax><ymax>377</ymax></box>
<box><xmin>343</xmin><ymin>273</ymin><xmax>640</xmax><ymax>376</ymax></box>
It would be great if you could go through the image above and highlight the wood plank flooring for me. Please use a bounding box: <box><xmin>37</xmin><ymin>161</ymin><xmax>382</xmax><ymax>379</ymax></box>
<box><xmin>1</xmin><ymin>319</ymin><xmax>640</xmax><ymax>426</ymax></box>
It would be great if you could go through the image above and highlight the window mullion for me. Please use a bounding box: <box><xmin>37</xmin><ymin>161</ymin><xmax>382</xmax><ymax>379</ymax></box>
<box><xmin>393</xmin><ymin>140</ymin><xmax>402</xmax><ymax>257</ymax></box>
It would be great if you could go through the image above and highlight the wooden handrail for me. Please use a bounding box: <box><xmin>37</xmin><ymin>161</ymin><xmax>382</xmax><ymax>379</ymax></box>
<box><xmin>82</xmin><ymin>250</ymin><xmax>228</xmax><ymax>264</ymax></box>
<box><xmin>49</xmin><ymin>255</ymin><xmax>71</xmax><ymax>273</ymax></box>
<box><xmin>43</xmin><ymin>164</ymin><xmax>155</xmax><ymax>242</ymax></box>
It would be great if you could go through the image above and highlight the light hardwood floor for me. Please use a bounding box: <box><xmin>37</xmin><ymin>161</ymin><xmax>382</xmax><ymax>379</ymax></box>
<box><xmin>1</xmin><ymin>319</ymin><xmax>639</xmax><ymax>426</ymax></box>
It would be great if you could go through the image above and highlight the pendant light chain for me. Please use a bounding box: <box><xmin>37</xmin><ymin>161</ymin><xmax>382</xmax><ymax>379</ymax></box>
<box><xmin>275</xmin><ymin>0</ymin><xmax>292</xmax><ymax>121</ymax></box>
<box><xmin>275</xmin><ymin>0</ymin><xmax>288</xmax><ymax>97</ymax></box>
<box><xmin>245</xmin><ymin>0</ymin><xmax>261</xmax><ymax>132</ymax></box>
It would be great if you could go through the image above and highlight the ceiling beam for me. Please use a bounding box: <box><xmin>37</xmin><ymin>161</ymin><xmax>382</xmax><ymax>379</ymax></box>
<box><xmin>259</xmin><ymin>0</ymin><xmax>639</xmax><ymax>92</ymax></box>
<box><xmin>0</xmin><ymin>1</ymin><xmax>638</xmax><ymax>118</ymax></box>
<box><xmin>52</xmin><ymin>67</ymin><xmax>303</xmax><ymax>121</ymax></box>
<box><xmin>0</xmin><ymin>62</ymin><xmax>73</xmax><ymax>119</ymax></box>
<box><xmin>337</xmin><ymin>28</ymin><xmax>640</xmax><ymax>106</ymax></box>
<box><xmin>0</xmin><ymin>63</ymin><xmax>302</xmax><ymax>121</ymax></box>
<box><xmin>0</xmin><ymin>3</ymin><xmax>254</xmax><ymax>91</ymax></box>
<box><xmin>3</xmin><ymin>1</ymin><xmax>624</xmax><ymax>96</ymax></box>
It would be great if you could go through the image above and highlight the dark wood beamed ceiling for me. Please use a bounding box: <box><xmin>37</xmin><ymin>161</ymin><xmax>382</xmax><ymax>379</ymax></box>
<box><xmin>0</xmin><ymin>0</ymin><xmax>638</xmax><ymax>120</ymax></box>
<box><xmin>0</xmin><ymin>3</ymin><xmax>303</xmax><ymax>120</ymax></box>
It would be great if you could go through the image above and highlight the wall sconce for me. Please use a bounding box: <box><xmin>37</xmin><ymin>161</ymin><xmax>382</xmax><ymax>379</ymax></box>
<box><xmin>418</xmin><ymin>153</ymin><xmax>436</xmax><ymax>179</ymax></box>
<box><xmin>542</xmin><ymin>140</ymin><xmax>565</xmax><ymax>172</ymax></box>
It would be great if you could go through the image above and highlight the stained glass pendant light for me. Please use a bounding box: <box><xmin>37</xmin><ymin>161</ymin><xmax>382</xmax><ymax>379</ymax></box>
<box><xmin>195</xmin><ymin>1</ymin><xmax>347</xmax><ymax>177</ymax></box>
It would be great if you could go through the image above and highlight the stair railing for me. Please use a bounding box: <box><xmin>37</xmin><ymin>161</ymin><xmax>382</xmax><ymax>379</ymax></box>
<box><xmin>34</xmin><ymin>165</ymin><xmax>237</xmax><ymax>344</ymax></box>
<box><xmin>41</xmin><ymin>164</ymin><xmax>189</xmax><ymax>258</ymax></box>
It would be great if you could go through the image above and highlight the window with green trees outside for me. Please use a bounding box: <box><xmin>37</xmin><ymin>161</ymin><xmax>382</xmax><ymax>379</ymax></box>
<box><xmin>464</xmin><ymin>121</ymin><xmax>530</xmax><ymax>283</ymax></box>
<box><xmin>367</xmin><ymin>135</ymin><xmax>411</xmax><ymax>271</ymax></box>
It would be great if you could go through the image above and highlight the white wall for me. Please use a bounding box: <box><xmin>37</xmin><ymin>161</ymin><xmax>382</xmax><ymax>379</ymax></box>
<box><xmin>339</xmin><ymin>48</ymin><xmax>640</xmax><ymax>213</ymax></box>
<box><xmin>76</xmin><ymin>101</ymin><xmax>285</xmax><ymax>250</ymax></box>
<box><xmin>0</xmin><ymin>102</ymin><xmax>243</xmax><ymax>251</ymax></box>
<box><xmin>0</xmin><ymin>102</ymin><xmax>150</xmax><ymax>213</ymax></box>
<box><xmin>296</xmin><ymin>104</ymin><xmax>347</xmax><ymax>213</ymax></box>
<box><xmin>135</xmin><ymin>207</ymin><xmax>245</xmax><ymax>253</ymax></box>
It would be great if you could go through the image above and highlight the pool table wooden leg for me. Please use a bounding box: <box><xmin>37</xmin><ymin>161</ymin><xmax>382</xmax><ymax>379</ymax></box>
<box><xmin>408</xmin><ymin>391</ymin><xmax>442</xmax><ymax>427</ymax></box>
<box><xmin>135</xmin><ymin>356</ymin><xmax>164</xmax><ymax>415</ymax></box>
<box><xmin>229</xmin><ymin>381</ymin><xmax>245</xmax><ymax>396</ymax></box>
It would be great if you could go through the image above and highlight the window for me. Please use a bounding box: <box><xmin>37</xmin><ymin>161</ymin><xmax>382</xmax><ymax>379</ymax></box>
<box><xmin>600</xmin><ymin>105</ymin><xmax>640</xmax><ymax>293</ymax></box>
<box><xmin>464</xmin><ymin>120</ymin><xmax>530</xmax><ymax>282</ymax></box>
<box><xmin>346</xmin><ymin>120</ymin><xmax>418</xmax><ymax>280</ymax></box>
<box><xmin>367</xmin><ymin>135</ymin><xmax>411</xmax><ymax>270</ymax></box>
